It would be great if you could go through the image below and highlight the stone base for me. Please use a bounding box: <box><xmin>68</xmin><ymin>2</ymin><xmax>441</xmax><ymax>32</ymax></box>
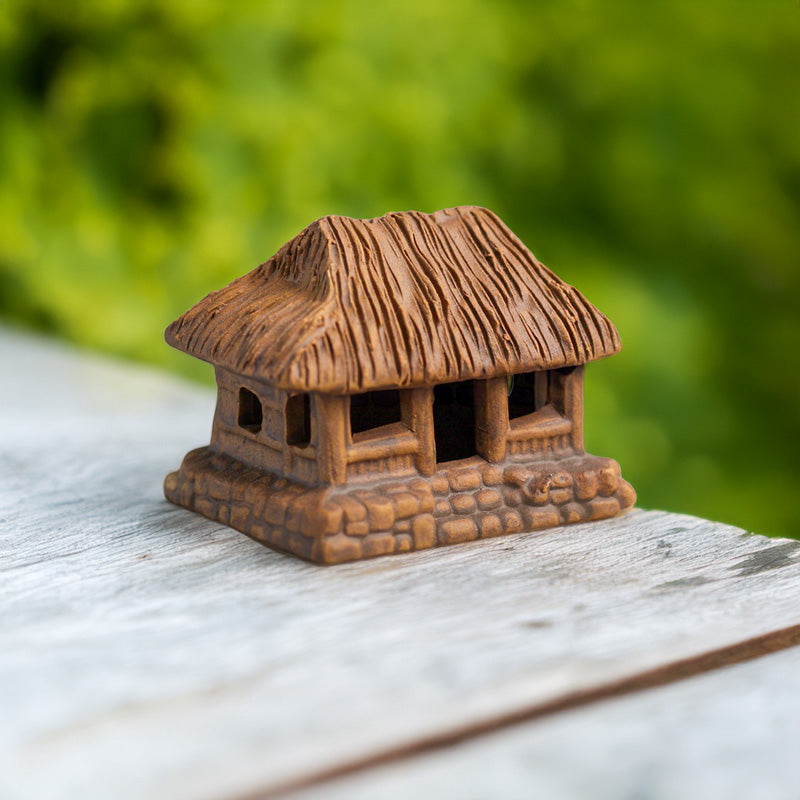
<box><xmin>164</xmin><ymin>447</ymin><xmax>636</xmax><ymax>565</ymax></box>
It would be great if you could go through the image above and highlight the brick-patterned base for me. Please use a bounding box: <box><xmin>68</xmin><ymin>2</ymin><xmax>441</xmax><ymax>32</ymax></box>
<box><xmin>164</xmin><ymin>447</ymin><xmax>636</xmax><ymax>564</ymax></box>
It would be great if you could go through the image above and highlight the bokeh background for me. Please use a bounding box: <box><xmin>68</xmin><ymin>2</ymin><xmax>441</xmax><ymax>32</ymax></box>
<box><xmin>2</xmin><ymin>0</ymin><xmax>799</xmax><ymax>537</ymax></box>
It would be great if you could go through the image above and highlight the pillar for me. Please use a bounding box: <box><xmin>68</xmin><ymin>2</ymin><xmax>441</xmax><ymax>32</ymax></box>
<box><xmin>475</xmin><ymin>377</ymin><xmax>509</xmax><ymax>462</ymax></box>
<box><xmin>314</xmin><ymin>394</ymin><xmax>348</xmax><ymax>485</ymax></box>
<box><xmin>561</xmin><ymin>366</ymin><xmax>585</xmax><ymax>452</ymax></box>
<box><xmin>402</xmin><ymin>387</ymin><xmax>435</xmax><ymax>476</ymax></box>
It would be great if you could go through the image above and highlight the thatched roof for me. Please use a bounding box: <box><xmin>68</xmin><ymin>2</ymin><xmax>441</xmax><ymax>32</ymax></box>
<box><xmin>166</xmin><ymin>206</ymin><xmax>620</xmax><ymax>393</ymax></box>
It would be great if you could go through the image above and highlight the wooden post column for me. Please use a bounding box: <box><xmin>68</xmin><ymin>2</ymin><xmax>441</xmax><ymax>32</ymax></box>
<box><xmin>475</xmin><ymin>377</ymin><xmax>509</xmax><ymax>463</ymax></box>
<box><xmin>402</xmin><ymin>388</ymin><xmax>435</xmax><ymax>476</ymax></box>
<box><xmin>562</xmin><ymin>365</ymin><xmax>585</xmax><ymax>453</ymax></box>
<box><xmin>314</xmin><ymin>394</ymin><xmax>348</xmax><ymax>485</ymax></box>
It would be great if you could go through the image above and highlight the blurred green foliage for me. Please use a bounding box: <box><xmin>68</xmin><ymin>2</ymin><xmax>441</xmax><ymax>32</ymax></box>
<box><xmin>2</xmin><ymin>0</ymin><xmax>799</xmax><ymax>537</ymax></box>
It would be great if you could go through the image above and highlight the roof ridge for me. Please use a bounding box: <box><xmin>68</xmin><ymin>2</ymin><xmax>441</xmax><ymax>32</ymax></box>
<box><xmin>312</xmin><ymin>205</ymin><xmax>492</xmax><ymax>227</ymax></box>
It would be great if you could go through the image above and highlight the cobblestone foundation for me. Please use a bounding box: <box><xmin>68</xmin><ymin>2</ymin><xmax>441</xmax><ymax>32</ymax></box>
<box><xmin>165</xmin><ymin>447</ymin><xmax>636</xmax><ymax>564</ymax></box>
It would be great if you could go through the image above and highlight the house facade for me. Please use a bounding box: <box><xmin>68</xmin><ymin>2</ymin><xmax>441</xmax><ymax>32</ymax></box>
<box><xmin>165</xmin><ymin>207</ymin><xmax>635</xmax><ymax>563</ymax></box>
<box><xmin>210</xmin><ymin>364</ymin><xmax>585</xmax><ymax>485</ymax></box>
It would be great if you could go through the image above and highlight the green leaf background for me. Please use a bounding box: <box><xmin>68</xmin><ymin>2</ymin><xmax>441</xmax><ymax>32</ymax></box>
<box><xmin>2</xmin><ymin>0</ymin><xmax>799</xmax><ymax>537</ymax></box>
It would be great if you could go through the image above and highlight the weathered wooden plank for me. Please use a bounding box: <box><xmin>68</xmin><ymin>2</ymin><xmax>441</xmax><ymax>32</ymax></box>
<box><xmin>2</xmin><ymin>327</ymin><xmax>800</xmax><ymax>800</ymax></box>
<box><xmin>289</xmin><ymin>645</ymin><xmax>800</xmax><ymax>800</ymax></box>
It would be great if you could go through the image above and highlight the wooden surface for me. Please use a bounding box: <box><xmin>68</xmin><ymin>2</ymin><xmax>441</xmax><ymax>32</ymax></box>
<box><xmin>291</xmin><ymin>646</ymin><xmax>800</xmax><ymax>800</ymax></box>
<box><xmin>2</xmin><ymin>326</ymin><xmax>800</xmax><ymax>800</ymax></box>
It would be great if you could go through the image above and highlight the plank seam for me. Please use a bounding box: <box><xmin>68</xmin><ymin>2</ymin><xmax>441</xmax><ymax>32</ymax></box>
<box><xmin>239</xmin><ymin>624</ymin><xmax>800</xmax><ymax>800</ymax></box>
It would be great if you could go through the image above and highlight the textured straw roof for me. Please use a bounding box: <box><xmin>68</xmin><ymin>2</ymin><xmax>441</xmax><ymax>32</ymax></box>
<box><xmin>166</xmin><ymin>206</ymin><xmax>620</xmax><ymax>393</ymax></box>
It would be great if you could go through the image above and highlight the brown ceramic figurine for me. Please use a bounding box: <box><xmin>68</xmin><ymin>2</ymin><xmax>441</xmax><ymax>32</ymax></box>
<box><xmin>164</xmin><ymin>206</ymin><xmax>635</xmax><ymax>564</ymax></box>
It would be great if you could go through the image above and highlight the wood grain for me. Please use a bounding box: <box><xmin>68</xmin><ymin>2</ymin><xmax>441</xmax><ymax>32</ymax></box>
<box><xmin>287</xmin><ymin>646</ymin><xmax>800</xmax><ymax>800</ymax></box>
<box><xmin>2</xmin><ymin>327</ymin><xmax>800</xmax><ymax>800</ymax></box>
<box><xmin>257</xmin><ymin>624</ymin><xmax>800</xmax><ymax>798</ymax></box>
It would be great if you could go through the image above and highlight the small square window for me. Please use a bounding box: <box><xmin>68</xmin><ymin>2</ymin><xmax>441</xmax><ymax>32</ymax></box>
<box><xmin>350</xmin><ymin>390</ymin><xmax>402</xmax><ymax>436</ymax></box>
<box><xmin>507</xmin><ymin>372</ymin><xmax>545</xmax><ymax>419</ymax></box>
<box><xmin>238</xmin><ymin>387</ymin><xmax>263</xmax><ymax>433</ymax></box>
<box><xmin>508</xmin><ymin>369</ymin><xmax>570</xmax><ymax>420</ymax></box>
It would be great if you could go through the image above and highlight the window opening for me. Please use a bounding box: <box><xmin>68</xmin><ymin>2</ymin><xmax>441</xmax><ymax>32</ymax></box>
<box><xmin>237</xmin><ymin>387</ymin><xmax>263</xmax><ymax>433</ymax></box>
<box><xmin>433</xmin><ymin>380</ymin><xmax>477</xmax><ymax>463</ymax></box>
<box><xmin>350</xmin><ymin>390</ymin><xmax>402</xmax><ymax>436</ymax></box>
<box><xmin>286</xmin><ymin>393</ymin><xmax>311</xmax><ymax>447</ymax></box>
<box><xmin>508</xmin><ymin>370</ymin><xmax>569</xmax><ymax>420</ymax></box>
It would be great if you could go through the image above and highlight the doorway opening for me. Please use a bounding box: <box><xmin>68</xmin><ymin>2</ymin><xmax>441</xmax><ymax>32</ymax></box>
<box><xmin>433</xmin><ymin>380</ymin><xmax>477</xmax><ymax>464</ymax></box>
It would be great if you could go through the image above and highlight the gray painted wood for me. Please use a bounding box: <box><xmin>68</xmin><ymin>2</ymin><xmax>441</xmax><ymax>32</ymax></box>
<box><xmin>291</xmin><ymin>646</ymin><xmax>800</xmax><ymax>800</ymax></box>
<box><xmin>2</xmin><ymin>327</ymin><xmax>800</xmax><ymax>800</ymax></box>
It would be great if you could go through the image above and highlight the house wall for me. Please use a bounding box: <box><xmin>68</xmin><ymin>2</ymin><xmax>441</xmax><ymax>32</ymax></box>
<box><xmin>210</xmin><ymin>371</ymin><xmax>427</xmax><ymax>487</ymax></box>
<box><xmin>336</xmin><ymin>369</ymin><xmax>584</xmax><ymax>481</ymax></box>
<box><xmin>346</xmin><ymin>422</ymin><xmax>420</xmax><ymax>481</ymax></box>
<box><xmin>211</xmin><ymin>368</ymin><xmax>320</xmax><ymax>485</ymax></box>
<box><xmin>210</xmin><ymin>366</ymin><xmax>585</xmax><ymax>488</ymax></box>
<box><xmin>504</xmin><ymin>367</ymin><xmax>584</xmax><ymax>461</ymax></box>
<box><xmin>320</xmin><ymin>389</ymin><xmax>434</xmax><ymax>484</ymax></box>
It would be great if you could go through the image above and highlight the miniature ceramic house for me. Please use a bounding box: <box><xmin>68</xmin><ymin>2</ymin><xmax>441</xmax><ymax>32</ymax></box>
<box><xmin>164</xmin><ymin>206</ymin><xmax>635</xmax><ymax>563</ymax></box>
